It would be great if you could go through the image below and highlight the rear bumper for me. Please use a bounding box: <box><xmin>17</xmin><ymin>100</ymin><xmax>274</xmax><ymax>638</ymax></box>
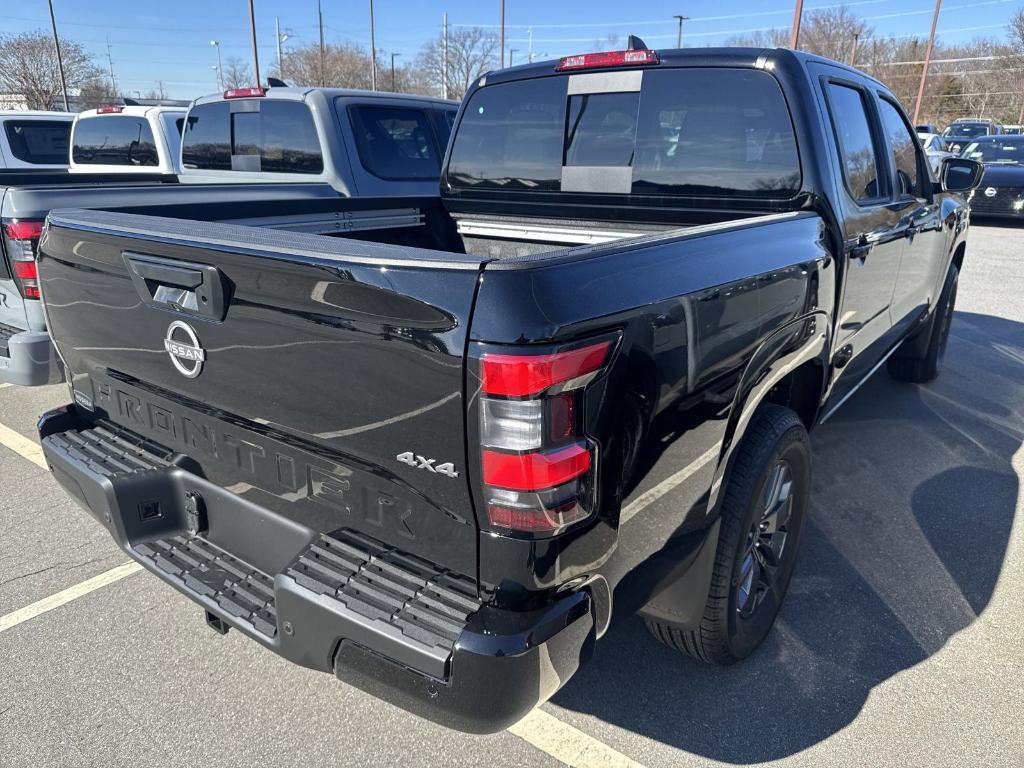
<box><xmin>0</xmin><ymin>328</ymin><xmax>63</xmax><ymax>386</ymax></box>
<box><xmin>38</xmin><ymin>405</ymin><xmax>594</xmax><ymax>734</ymax></box>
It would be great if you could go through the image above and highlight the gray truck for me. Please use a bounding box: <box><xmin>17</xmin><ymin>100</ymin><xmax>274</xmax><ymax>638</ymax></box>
<box><xmin>0</xmin><ymin>86</ymin><xmax>456</xmax><ymax>386</ymax></box>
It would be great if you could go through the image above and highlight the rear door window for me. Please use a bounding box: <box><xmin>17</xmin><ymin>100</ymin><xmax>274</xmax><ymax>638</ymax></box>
<box><xmin>72</xmin><ymin>116</ymin><xmax>159</xmax><ymax>166</ymax></box>
<box><xmin>447</xmin><ymin>68</ymin><xmax>801</xmax><ymax>197</ymax></box>
<box><xmin>181</xmin><ymin>99</ymin><xmax>323</xmax><ymax>173</ymax></box>
<box><xmin>4</xmin><ymin>119</ymin><xmax>71</xmax><ymax>165</ymax></box>
<box><xmin>823</xmin><ymin>83</ymin><xmax>883</xmax><ymax>204</ymax></box>
<box><xmin>347</xmin><ymin>105</ymin><xmax>441</xmax><ymax>180</ymax></box>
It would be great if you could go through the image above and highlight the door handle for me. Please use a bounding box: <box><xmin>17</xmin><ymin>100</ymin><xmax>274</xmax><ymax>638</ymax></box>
<box><xmin>124</xmin><ymin>252</ymin><xmax>228</xmax><ymax>321</ymax></box>
<box><xmin>849</xmin><ymin>235</ymin><xmax>873</xmax><ymax>261</ymax></box>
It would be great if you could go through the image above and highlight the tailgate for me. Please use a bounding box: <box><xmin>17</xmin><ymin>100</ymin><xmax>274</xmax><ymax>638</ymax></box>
<box><xmin>38</xmin><ymin>208</ymin><xmax>487</xmax><ymax>578</ymax></box>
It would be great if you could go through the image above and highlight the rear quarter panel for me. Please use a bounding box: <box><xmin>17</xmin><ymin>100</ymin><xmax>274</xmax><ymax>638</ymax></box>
<box><xmin>468</xmin><ymin>212</ymin><xmax>835</xmax><ymax>617</ymax></box>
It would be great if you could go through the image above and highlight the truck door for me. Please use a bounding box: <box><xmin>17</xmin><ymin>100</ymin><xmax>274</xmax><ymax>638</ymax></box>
<box><xmin>875</xmin><ymin>94</ymin><xmax>945</xmax><ymax>333</ymax></box>
<box><xmin>815</xmin><ymin>74</ymin><xmax>904</xmax><ymax>409</ymax></box>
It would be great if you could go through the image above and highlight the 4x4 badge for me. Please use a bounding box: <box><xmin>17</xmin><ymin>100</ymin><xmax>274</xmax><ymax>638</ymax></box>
<box><xmin>164</xmin><ymin>320</ymin><xmax>205</xmax><ymax>378</ymax></box>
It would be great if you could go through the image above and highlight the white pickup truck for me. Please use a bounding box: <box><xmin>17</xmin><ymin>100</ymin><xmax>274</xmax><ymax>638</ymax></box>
<box><xmin>69</xmin><ymin>105</ymin><xmax>187</xmax><ymax>175</ymax></box>
<box><xmin>0</xmin><ymin>111</ymin><xmax>74</xmax><ymax>170</ymax></box>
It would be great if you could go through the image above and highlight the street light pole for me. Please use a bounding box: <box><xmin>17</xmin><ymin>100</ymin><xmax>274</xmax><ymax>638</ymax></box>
<box><xmin>500</xmin><ymin>0</ymin><xmax>505</xmax><ymax>68</ymax></box>
<box><xmin>318</xmin><ymin>0</ymin><xmax>326</xmax><ymax>87</ymax></box>
<box><xmin>369</xmin><ymin>0</ymin><xmax>377</xmax><ymax>91</ymax></box>
<box><xmin>789</xmin><ymin>0</ymin><xmax>805</xmax><ymax>49</ymax></box>
<box><xmin>848</xmin><ymin>31</ymin><xmax>860</xmax><ymax>66</ymax></box>
<box><xmin>248</xmin><ymin>0</ymin><xmax>261</xmax><ymax>86</ymax></box>
<box><xmin>442</xmin><ymin>12</ymin><xmax>448</xmax><ymax>99</ymax></box>
<box><xmin>912</xmin><ymin>0</ymin><xmax>942</xmax><ymax>127</ymax></box>
<box><xmin>673</xmin><ymin>15</ymin><xmax>690</xmax><ymax>49</ymax></box>
<box><xmin>390</xmin><ymin>53</ymin><xmax>401</xmax><ymax>91</ymax></box>
<box><xmin>509</xmin><ymin>48</ymin><xmax>518</xmax><ymax>66</ymax></box>
<box><xmin>210</xmin><ymin>41</ymin><xmax>223</xmax><ymax>89</ymax></box>
<box><xmin>46</xmin><ymin>0</ymin><xmax>69</xmax><ymax>111</ymax></box>
<box><xmin>276</xmin><ymin>17</ymin><xmax>289</xmax><ymax>79</ymax></box>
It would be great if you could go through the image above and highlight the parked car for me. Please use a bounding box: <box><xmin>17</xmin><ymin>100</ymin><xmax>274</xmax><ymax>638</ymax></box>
<box><xmin>0</xmin><ymin>86</ymin><xmax>457</xmax><ymax>386</ymax></box>
<box><xmin>70</xmin><ymin>105</ymin><xmax>187</xmax><ymax>174</ymax></box>
<box><xmin>1002</xmin><ymin>124</ymin><xmax>1023</xmax><ymax>135</ymax></box>
<box><xmin>960</xmin><ymin>134</ymin><xmax>1024</xmax><ymax>218</ymax></box>
<box><xmin>179</xmin><ymin>86</ymin><xmax>457</xmax><ymax>196</ymax></box>
<box><xmin>36</xmin><ymin>46</ymin><xmax>980</xmax><ymax>734</ymax></box>
<box><xmin>0</xmin><ymin>111</ymin><xmax>73</xmax><ymax>169</ymax></box>
<box><xmin>942</xmin><ymin>118</ymin><xmax>1003</xmax><ymax>153</ymax></box>
<box><xmin>915</xmin><ymin>122</ymin><xmax>939</xmax><ymax>136</ymax></box>
<box><xmin>919</xmin><ymin>132</ymin><xmax>957</xmax><ymax>176</ymax></box>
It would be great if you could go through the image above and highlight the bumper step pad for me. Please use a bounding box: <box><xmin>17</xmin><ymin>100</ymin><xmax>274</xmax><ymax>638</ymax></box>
<box><xmin>44</xmin><ymin>424</ymin><xmax>171</xmax><ymax>477</ymax></box>
<box><xmin>286</xmin><ymin>531</ymin><xmax>482</xmax><ymax>655</ymax></box>
<box><xmin>134</xmin><ymin>536</ymin><xmax>279</xmax><ymax>638</ymax></box>
<box><xmin>131</xmin><ymin>529</ymin><xmax>482</xmax><ymax>655</ymax></box>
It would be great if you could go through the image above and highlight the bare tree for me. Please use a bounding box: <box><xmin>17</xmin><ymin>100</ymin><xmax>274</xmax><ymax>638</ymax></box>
<box><xmin>77</xmin><ymin>79</ymin><xmax>120</xmax><ymax>109</ymax></box>
<box><xmin>222</xmin><ymin>57</ymin><xmax>253</xmax><ymax>89</ymax></box>
<box><xmin>0</xmin><ymin>30</ymin><xmax>102</xmax><ymax>110</ymax></box>
<box><xmin>144</xmin><ymin>81</ymin><xmax>169</xmax><ymax>100</ymax></box>
<box><xmin>274</xmin><ymin>42</ymin><xmax>374</xmax><ymax>89</ymax></box>
<box><xmin>417</xmin><ymin>27</ymin><xmax>499</xmax><ymax>100</ymax></box>
<box><xmin>725</xmin><ymin>28</ymin><xmax>789</xmax><ymax>48</ymax></box>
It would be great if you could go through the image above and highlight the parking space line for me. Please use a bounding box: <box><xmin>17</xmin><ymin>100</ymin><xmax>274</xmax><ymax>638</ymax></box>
<box><xmin>0</xmin><ymin>419</ymin><xmax>47</xmax><ymax>469</ymax></box>
<box><xmin>0</xmin><ymin>382</ymin><xmax>11</xmax><ymax>389</ymax></box>
<box><xmin>0</xmin><ymin>562</ymin><xmax>143</xmax><ymax>635</ymax></box>
<box><xmin>509</xmin><ymin>709</ymin><xmax>647</xmax><ymax>768</ymax></box>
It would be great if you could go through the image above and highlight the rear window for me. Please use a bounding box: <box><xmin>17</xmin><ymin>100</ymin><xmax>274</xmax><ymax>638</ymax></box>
<box><xmin>181</xmin><ymin>99</ymin><xmax>323</xmax><ymax>174</ymax></box>
<box><xmin>347</xmin><ymin>105</ymin><xmax>442</xmax><ymax>180</ymax></box>
<box><xmin>4</xmin><ymin>120</ymin><xmax>71</xmax><ymax>165</ymax></box>
<box><xmin>72</xmin><ymin>116</ymin><xmax>159</xmax><ymax>166</ymax></box>
<box><xmin>447</xmin><ymin>68</ymin><xmax>801</xmax><ymax>197</ymax></box>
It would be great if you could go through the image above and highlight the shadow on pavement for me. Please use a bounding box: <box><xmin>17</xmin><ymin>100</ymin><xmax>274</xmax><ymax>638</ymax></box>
<box><xmin>553</xmin><ymin>311</ymin><xmax>1023</xmax><ymax>763</ymax></box>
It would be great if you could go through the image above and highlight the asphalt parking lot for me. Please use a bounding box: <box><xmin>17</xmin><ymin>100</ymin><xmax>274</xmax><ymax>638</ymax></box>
<box><xmin>2</xmin><ymin>222</ymin><xmax>1023</xmax><ymax>768</ymax></box>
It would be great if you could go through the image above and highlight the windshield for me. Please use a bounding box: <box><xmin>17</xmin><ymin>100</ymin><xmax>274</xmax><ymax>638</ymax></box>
<box><xmin>943</xmin><ymin>123</ymin><xmax>989</xmax><ymax>138</ymax></box>
<box><xmin>447</xmin><ymin>67</ymin><xmax>801</xmax><ymax>198</ymax></box>
<box><xmin>962</xmin><ymin>140</ymin><xmax>1024</xmax><ymax>164</ymax></box>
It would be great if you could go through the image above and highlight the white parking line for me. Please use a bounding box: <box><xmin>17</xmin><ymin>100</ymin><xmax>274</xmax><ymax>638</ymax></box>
<box><xmin>510</xmin><ymin>709</ymin><xmax>646</xmax><ymax>768</ymax></box>
<box><xmin>0</xmin><ymin>562</ymin><xmax>143</xmax><ymax>635</ymax></box>
<box><xmin>0</xmin><ymin>420</ymin><xmax>47</xmax><ymax>469</ymax></box>
<box><xmin>0</xmin><ymin>382</ymin><xmax>12</xmax><ymax>390</ymax></box>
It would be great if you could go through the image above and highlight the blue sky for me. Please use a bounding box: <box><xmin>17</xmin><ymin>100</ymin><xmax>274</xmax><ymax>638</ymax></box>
<box><xmin>3</xmin><ymin>0</ymin><xmax>1022</xmax><ymax>98</ymax></box>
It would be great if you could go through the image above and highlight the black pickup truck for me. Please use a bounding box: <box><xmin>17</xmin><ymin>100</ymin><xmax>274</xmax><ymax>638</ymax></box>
<box><xmin>36</xmin><ymin>46</ymin><xmax>981</xmax><ymax>733</ymax></box>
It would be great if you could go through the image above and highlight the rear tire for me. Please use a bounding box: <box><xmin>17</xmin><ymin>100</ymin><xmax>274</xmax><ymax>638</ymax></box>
<box><xmin>646</xmin><ymin>404</ymin><xmax>810</xmax><ymax>664</ymax></box>
<box><xmin>887</xmin><ymin>264</ymin><xmax>958</xmax><ymax>384</ymax></box>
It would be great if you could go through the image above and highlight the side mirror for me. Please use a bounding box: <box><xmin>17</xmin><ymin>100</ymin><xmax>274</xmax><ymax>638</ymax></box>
<box><xmin>939</xmin><ymin>157</ymin><xmax>983</xmax><ymax>193</ymax></box>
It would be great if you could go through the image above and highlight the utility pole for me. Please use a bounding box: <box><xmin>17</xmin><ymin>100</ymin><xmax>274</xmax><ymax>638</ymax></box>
<box><xmin>105</xmin><ymin>37</ymin><xmax>117</xmax><ymax>94</ymax></box>
<box><xmin>276</xmin><ymin>17</ymin><xmax>287</xmax><ymax>79</ymax></box>
<box><xmin>848</xmin><ymin>30</ymin><xmax>860</xmax><ymax>66</ymax></box>
<box><xmin>912</xmin><ymin>0</ymin><xmax>942</xmax><ymax>126</ymax></box>
<box><xmin>509</xmin><ymin>48</ymin><xmax>518</xmax><ymax>66</ymax></box>
<box><xmin>673</xmin><ymin>15</ymin><xmax>690</xmax><ymax>49</ymax></box>
<box><xmin>442</xmin><ymin>12</ymin><xmax>449</xmax><ymax>99</ymax></box>
<box><xmin>500</xmin><ymin>0</ymin><xmax>505</xmax><ymax>68</ymax></box>
<box><xmin>248</xmin><ymin>0</ymin><xmax>261</xmax><ymax>86</ymax></box>
<box><xmin>47</xmin><ymin>0</ymin><xmax>69</xmax><ymax>111</ymax></box>
<box><xmin>528</xmin><ymin>28</ymin><xmax>533</xmax><ymax>63</ymax></box>
<box><xmin>390</xmin><ymin>53</ymin><xmax>401</xmax><ymax>91</ymax></box>
<box><xmin>369</xmin><ymin>0</ymin><xmax>377</xmax><ymax>91</ymax></box>
<box><xmin>789</xmin><ymin>0</ymin><xmax>804</xmax><ymax>50</ymax></box>
<box><xmin>210</xmin><ymin>41</ymin><xmax>223</xmax><ymax>89</ymax></box>
<box><xmin>318</xmin><ymin>0</ymin><xmax>326</xmax><ymax>87</ymax></box>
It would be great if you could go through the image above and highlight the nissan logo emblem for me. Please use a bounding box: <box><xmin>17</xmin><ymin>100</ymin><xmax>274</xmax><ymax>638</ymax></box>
<box><xmin>164</xmin><ymin>320</ymin><xmax>205</xmax><ymax>378</ymax></box>
<box><xmin>984</xmin><ymin>187</ymin><xmax>997</xmax><ymax>198</ymax></box>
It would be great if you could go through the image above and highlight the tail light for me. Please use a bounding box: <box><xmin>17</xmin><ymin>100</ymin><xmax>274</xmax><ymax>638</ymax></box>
<box><xmin>555</xmin><ymin>49</ymin><xmax>659</xmax><ymax>72</ymax></box>
<box><xmin>476</xmin><ymin>336</ymin><xmax>616</xmax><ymax>536</ymax></box>
<box><xmin>3</xmin><ymin>220</ymin><xmax>44</xmax><ymax>300</ymax></box>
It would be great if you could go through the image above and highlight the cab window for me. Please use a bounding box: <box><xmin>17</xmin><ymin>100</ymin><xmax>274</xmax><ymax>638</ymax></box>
<box><xmin>878</xmin><ymin>97</ymin><xmax>923</xmax><ymax>198</ymax></box>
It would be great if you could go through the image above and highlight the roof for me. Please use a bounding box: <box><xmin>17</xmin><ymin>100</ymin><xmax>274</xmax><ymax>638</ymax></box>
<box><xmin>481</xmin><ymin>46</ymin><xmax>887</xmax><ymax>90</ymax></box>
<box><xmin>192</xmin><ymin>86</ymin><xmax>458</xmax><ymax>108</ymax></box>
<box><xmin>74</xmin><ymin>105</ymin><xmax>187</xmax><ymax>119</ymax></box>
<box><xmin>0</xmin><ymin>110</ymin><xmax>74</xmax><ymax>120</ymax></box>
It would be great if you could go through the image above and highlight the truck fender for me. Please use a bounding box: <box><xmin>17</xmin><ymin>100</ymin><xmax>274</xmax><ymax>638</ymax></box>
<box><xmin>707</xmin><ymin>310</ymin><xmax>830</xmax><ymax>523</ymax></box>
<box><xmin>636</xmin><ymin>311</ymin><xmax>829</xmax><ymax>630</ymax></box>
